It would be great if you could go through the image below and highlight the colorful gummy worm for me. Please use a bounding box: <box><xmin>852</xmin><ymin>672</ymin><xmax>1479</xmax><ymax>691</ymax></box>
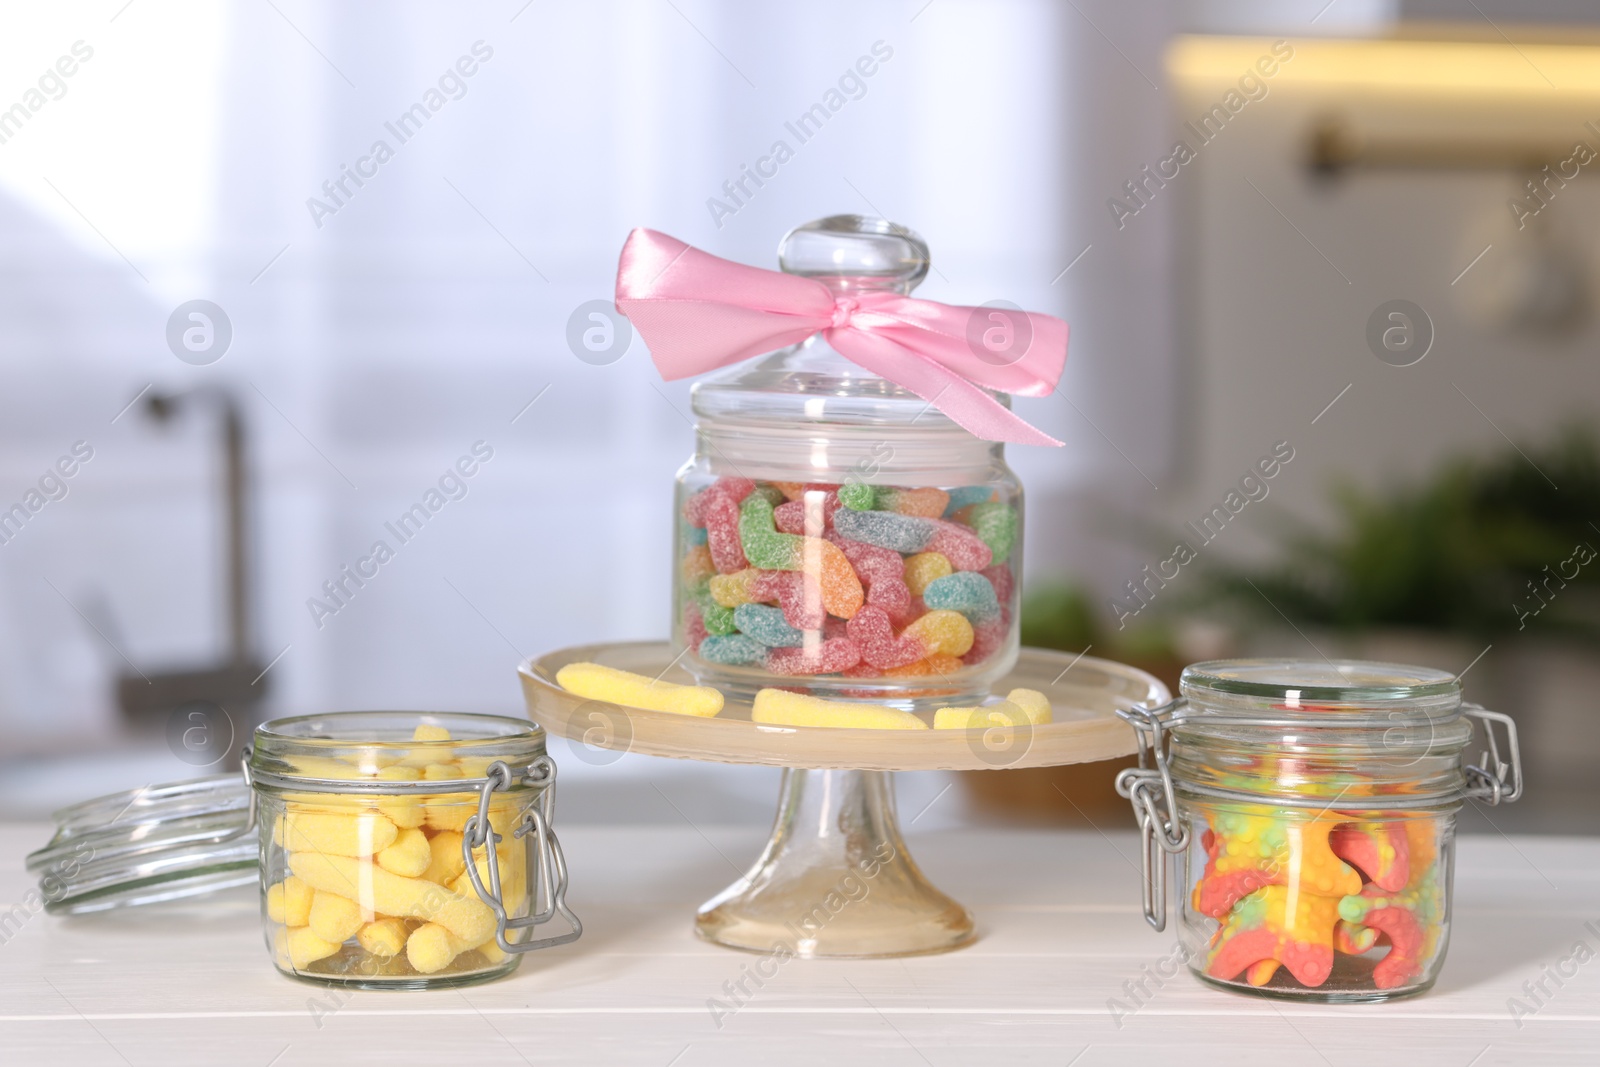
<box><xmin>1197</xmin><ymin>808</ymin><xmax>1446</xmax><ymax>992</ymax></box>
<box><xmin>679</xmin><ymin>478</ymin><xmax>1017</xmax><ymax>679</ymax></box>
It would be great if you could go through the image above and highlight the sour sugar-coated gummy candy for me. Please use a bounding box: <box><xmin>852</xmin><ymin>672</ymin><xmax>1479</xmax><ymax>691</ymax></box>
<box><xmin>878</xmin><ymin>487</ymin><xmax>949</xmax><ymax>517</ymax></box>
<box><xmin>680</xmin><ymin>478</ymin><xmax>1018</xmax><ymax>681</ymax></box>
<box><xmin>846</xmin><ymin>605</ymin><xmax>927</xmax><ymax>670</ymax></box>
<box><xmin>903</xmin><ymin>552</ymin><xmax>952</xmax><ymax>596</ymax></box>
<box><xmin>837</xmin><ymin>482</ymin><xmax>877</xmax><ymax>511</ymax></box>
<box><xmin>752</xmin><ymin>687</ymin><xmax>927</xmax><ymax>730</ymax></box>
<box><xmin>555</xmin><ymin>661</ymin><xmax>724</xmax><ymax>717</ymax></box>
<box><xmin>698</xmin><ymin>634</ymin><xmax>766</xmax><ymax>666</ymax></box>
<box><xmin>902</xmin><ymin>610</ymin><xmax>975</xmax><ymax>658</ymax></box>
<box><xmin>733</xmin><ymin>603</ymin><xmax>807</xmax><ymax>647</ymax></box>
<box><xmin>942</xmin><ymin>486</ymin><xmax>995</xmax><ymax>515</ymax></box>
<box><xmin>738</xmin><ymin>494</ymin><xmax>863</xmax><ymax>618</ymax></box>
<box><xmin>922</xmin><ymin>571</ymin><xmax>1000</xmax><ymax>624</ymax></box>
<box><xmin>766</xmin><ymin>638</ymin><xmax>861</xmax><ymax>675</ymax></box>
<box><xmin>748</xmin><ymin>569</ymin><xmax>826</xmax><ymax>630</ymax></box>
<box><xmin>833</xmin><ymin>508</ymin><xmax>933</xmax><ymax>554</ymax></box>
<box><xmin>965</xmin><ymin>502</ymin><xmax>1018</xmax><ymax>564</ymax></box>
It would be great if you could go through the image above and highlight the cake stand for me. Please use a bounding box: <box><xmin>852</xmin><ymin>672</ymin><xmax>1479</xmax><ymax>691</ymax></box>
<box><xmin>518</xmin><ymin>642</ymin><xmax>1167</xmax><ymax>958</ymax></box>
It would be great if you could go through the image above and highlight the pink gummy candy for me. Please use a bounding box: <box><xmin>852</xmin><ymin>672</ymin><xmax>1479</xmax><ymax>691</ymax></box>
<box><xmin>684</xmin><ymin>601</ymin><xmax>708</xmax><ymax>652</ymax></box>
<box><xmin>982</xmin><ymin>563</ymin><xmax>1014</xmax><ymax>606</ymax></box>
<box><xmin>703</xmin><ymin>492</ymin><xmax>747</xmax><ymax>574</ymax></box>
<box><xmin>749</xmin><ymin>570</ymin><xmax>827</xmax><ymax>631</ymax></box>
<box><xmin>684</xmin><ymin>477</ymin><xmax>755</xmax><ymax>526</ymax></box>
<box><xmin>846</xmin><ymin>606</ymin><xmax>927</xmax><ymax>670</ymax></box>
<box><xmin>766</xmin><ymin>638</ymin><xmax>861</xmax><ymax>675</ymax></box>
<box><xmin>925</xmin><ymin>519</ymin><xmax>992</xmax><ymax>572</ymax></box>
<box><xmin>686</xmin><ymin>478</ymin><xmax>757</xmax><ymax>574</ymax></box>
<box><xmin>773</xmin><ymin>489</ymin><xmax>843</xmax><ymax>536</ymax></box>
<box><xmin>963</xmin><ymin>615</ymin><xmax>1007</xmax><ymax>666</ymax></box>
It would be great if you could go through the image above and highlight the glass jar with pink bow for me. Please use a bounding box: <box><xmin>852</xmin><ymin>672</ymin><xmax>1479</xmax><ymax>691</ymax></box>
<box><xmin>616</xmin><ymin>215</ymin><xmax>1068</xmax><ymax>706</ymax></box>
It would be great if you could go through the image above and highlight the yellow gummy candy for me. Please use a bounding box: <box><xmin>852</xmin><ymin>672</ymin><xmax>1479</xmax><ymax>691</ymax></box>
<box><xmin>407</xmin><ymin>922</ymin><xmax>477</xmax><ymax>974</ymax></box>
<box><xmin>423</xmin><ymin>830</ymin><xmax>467</xmax><ymax>885</ymax></box>
<box><xmin>281</xmin><ymin>925</ymin><xmax>343</xmax><ymax>970</ymax></box>
<box><xmin>288</xmin><ymin>852</ymin><xmax>496</xmax><ymax>947</ymax></box>
<box><xmin>556</xmin><ymin>661</ymin><xmax>724</xmax><ymax>718</ymax></box>
<box><xmin>376</xmin><ymin>827</ymin><xmax>432</xmax><ymax>878</ymax></box>
<box><xmin>903</xmin><ymin>610</ymin><xmax>974</xmax><ymax>657</ymax></box>
<box><xmin>1005</xmin><ymin>689</ymin><xmax>1052</xmax><ymax>725</ymax></box>
<box><xmin>265</xmin><ymin>876</ymin><xmax>314</xmax><ymax>926</ymax></box>
<box><xmin>356</xmin><ymin>917</ymin><xmax>409</xmax><ymax>958</ymax></box>
<box><xmin>280</xmin><ymin>810</ymin><xmax>399</xmax><ymax>858</ymax></box>
<box><xmin>708</xmin><ymin>568</ymin><xmax>758</xmax><ymax>608</ymax></box>
<box><xmin>374</xmin><ymin>764</ymin><xmax>427</xmax><ymax>830</ymax></box>
<box><xmin>308</xmin><ymin>889</ymin><xmax>368</xmax><ymax>944</ymax></box>
<box><xmin>932</xmin><ymin>700</ymin><xmax>1026</xmax><ymax>730</ymax></box>
<box><xmin>903</xmin><ymin>552</ymin><xmax>953</xmax><ymax>596</ymax></box>
<box><xmin>451</xmin><ymin>841</ymin><xmax>526</xmax><ymax>914</ymax></box>
<box><xmin>752</xmin><ymin>688</ymin><xmax>928</xmax><ymax>730</ymax></box>
<box><xmin>401</xmin><ymin>723</ymin><xmax>455</xmax><ymax>767</ymax></box>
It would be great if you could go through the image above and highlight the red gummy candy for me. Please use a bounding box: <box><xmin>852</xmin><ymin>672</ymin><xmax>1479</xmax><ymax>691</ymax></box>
<box><xmin>962</xmin><ymin>616</ymin><xmax>1007</xmax><ymax>666</ymax></box>
<box><xmin>846</xmin><ymin>606</ymin><xmax>926</xmax><ymax>670</ymax></box>
<box><xmin>766</xmin><ymin>638</ymin><xmax>861</xmax><ymax>675</ymax></box>
<box><xmin>981</xmin><ymin>563</ymin><xmax>1014</xmax><ymax>605</ymax></box>
<box><xmin>925</xmin><ymin>519</ymin><xmax>992</xmax><ymax>572</ymax></box>
<box><xmin>703</xmin><ymin>492</ymin><xmax>748</xmax><ymax>574</ymax></box>
<box><xmin>684</xmin><ymin>601</ymin><xmax>707</xmax><ymax>652</ymax></box>
<box><xmin>1329</xmin><ymin>823</ymin><xmax>1410</xmax><ymax>893</ymax></box>
<box><xmin>684</xmin><ymin>477</ymin><xmax>755</xmax><ymax>526</ymax></box>
<box><xmin>773</xmin><ymin>489</ymin><xmax>842</xmax><ymax>536</ymax></box>
<box><xmin>1359</xmin><ymin>903</ymin><xmax>1425</xmax><ymax>990</ymax></box>
<box><xmin>749</xmin><ymin>570</ymin><xmax>826</xmax><ymax>631</ymax></box>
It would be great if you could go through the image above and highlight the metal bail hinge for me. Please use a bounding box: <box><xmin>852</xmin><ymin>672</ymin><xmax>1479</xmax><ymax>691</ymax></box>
<box><xmin>1462</xmin><ymin>704</ymin><xmax>1524</xmax><ymax>806</ymax></box>
<box><xmin>1115</xmin><ymin>698</ymin><xmax>1191</xmax><ymax>931</ymax></box>
<box><xmin>462</xmin><ymin>757</ymin><xmax>583</xmax><ymax>954</ymax></box>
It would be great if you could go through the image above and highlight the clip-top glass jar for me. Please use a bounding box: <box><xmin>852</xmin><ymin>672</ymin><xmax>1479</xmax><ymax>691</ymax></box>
<box><xmin>25</xmin><ymin>711</ymin><xmax>582</xmax><ymax>991</ymax></box>
<box><xmin>674</xmin><ymin>216</ymin><xmax>1023</xmax><ymax>705</ymax></box>
<box><xmin>248</xmin><ymin>712</ymin><xmax>581</xmax><ymax>989</ymax></box>
<box><xmin>1117</xmin><ymin>659</ymin><xmax>1523</xmax><ymax>1002</ymax></box>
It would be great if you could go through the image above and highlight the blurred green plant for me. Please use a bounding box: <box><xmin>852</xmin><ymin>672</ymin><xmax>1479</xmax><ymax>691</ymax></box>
<box><xmin>1196</xmin><ymin>427</ymin><xmax>1600</xmax><ymax>641</ymax></box>
<box><xmin>1021</xmin><ymin>581</ymin><xmax>1179</xmax><ymax>660</ymax></box>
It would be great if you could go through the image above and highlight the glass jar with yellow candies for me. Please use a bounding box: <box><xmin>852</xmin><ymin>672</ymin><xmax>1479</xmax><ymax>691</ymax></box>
<box><xmin>1117</xmin><ymin>659</ymin><xmax>1522</xmax><ymax>1002</ymax></box>
<box><xmin>247</xmin><ymin>711</ymin><xmax>580</xmax><ymax>989</ymax></box>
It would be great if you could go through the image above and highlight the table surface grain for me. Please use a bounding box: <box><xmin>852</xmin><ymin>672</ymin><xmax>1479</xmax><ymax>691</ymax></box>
<box><xmin>1</xmin><ymin>822</ymin><xmax>1597</xmax><ymax>1066</ymax></box>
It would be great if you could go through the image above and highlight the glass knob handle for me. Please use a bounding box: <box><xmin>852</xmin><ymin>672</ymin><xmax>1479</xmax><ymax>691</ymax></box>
<box><xmin>777</xmin><ymin>215</ymin><xmax>930</xmax><ymax>294</ymax></box>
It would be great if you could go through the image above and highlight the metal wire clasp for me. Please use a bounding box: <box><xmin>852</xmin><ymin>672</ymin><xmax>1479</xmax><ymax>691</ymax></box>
<box><xmin>1114</xmin><ymin>698</ymin><xmax>1190</xmax><ymax>932</ymax></box>
<box><xmin>1462</xmin><ymin>704</ymin><xmax>1523</xmax><ymax>806</ymax></box>
<box><xmin>461</xmin><ymin>757</ymin><xmax>583</xmax><ymax>954</ymax></box>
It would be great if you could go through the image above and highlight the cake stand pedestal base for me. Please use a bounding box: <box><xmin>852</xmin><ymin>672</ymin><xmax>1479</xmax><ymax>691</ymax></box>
<box><xmin>694</xmin><ymin>768</ymin><xmax>975</xmax><ymax>958</ymax></box>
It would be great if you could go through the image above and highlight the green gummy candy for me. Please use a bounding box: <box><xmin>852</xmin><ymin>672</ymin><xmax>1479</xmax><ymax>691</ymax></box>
<box><xmin>837</xmin><ymin>483</ymin><xmax>877</xmax><ymax>511</ymax></box>
<box><xmin>738</xmin><ymin>494</ymin><xmax>803</xmax><ymax>570</ymax></box>
<box><xmin>967</xmin><ymin>502</ymin><xmax>1018</xmax><ymax>564</ymax></box>
<box><xmin>699</xmin><ymin>597</ymin><xmax>738</xmax><ymax>635</ymax></box>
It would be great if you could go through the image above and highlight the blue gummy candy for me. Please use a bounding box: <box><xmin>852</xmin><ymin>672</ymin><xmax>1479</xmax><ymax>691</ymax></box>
<box><xmin>733</xmin><ymin>603</ymin><xmax>807</xmax><ymax>647</ymax></box>
<box><xmin>698</xmin><ymin>634</ymin><xmax>766</xmax><ymax>665</ymax></box>
<box><xmin>942</xmin><ymin>486</ymin><xmax>995</xmax><ymax>517</ymax></box>
<box><xmin>833</xmin><ymin>508</ymin><xmax>935</xmax><ymax>554</ymax></box>
<box><xmin>681</xmin><ymin>521</ymin><xmax>708</xmax><ymax>547</ymax></box>
<box><xmin>923</xmin><ymin>571</ymin><xmax>1000</xmax><ymax>623</ymax></box>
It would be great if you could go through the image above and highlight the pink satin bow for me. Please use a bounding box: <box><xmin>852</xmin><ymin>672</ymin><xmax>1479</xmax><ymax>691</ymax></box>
<box><xmin>613</xmin><ymin>229</ymin><xmax>1067</xmax><ymax>446</ymax></box>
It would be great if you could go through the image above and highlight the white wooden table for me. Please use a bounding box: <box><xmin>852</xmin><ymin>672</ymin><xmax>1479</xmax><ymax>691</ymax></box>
<box><xmin>1</xmin><ymin>823</ymin><xmax>1596</xmax><ymax>1065</ymax></box>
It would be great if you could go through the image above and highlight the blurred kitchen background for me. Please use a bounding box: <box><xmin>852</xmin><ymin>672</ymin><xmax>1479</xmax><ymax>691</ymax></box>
<box><xmin>1</xmin><ymin>0</ymin><xmax>1596</xmax><ymax>833</ymax></box>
